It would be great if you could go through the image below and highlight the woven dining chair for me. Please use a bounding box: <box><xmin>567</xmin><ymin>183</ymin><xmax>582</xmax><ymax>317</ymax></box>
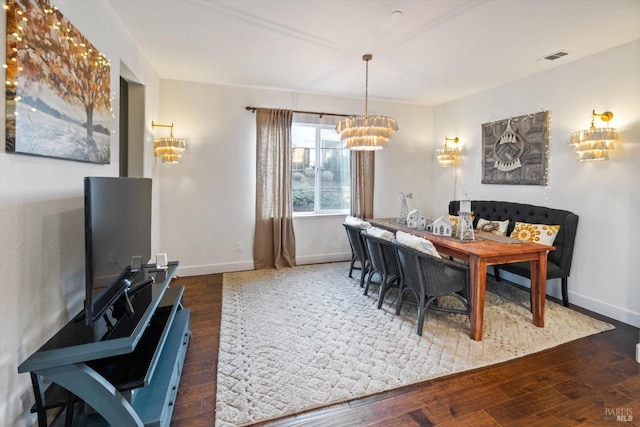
<box><xmin>361</xmin><ymin>231</ymin><xmax>401</xmax><ymax>309</ymax></box>
<box><xmin>343</xmin><ymin>223</ymin><xmax>370</xmax><ymax>288</ymax></box>
<box><xmin>392</xmin><ymin>240</ymin><xmax>470</xmax><ymax>336</ymax></box>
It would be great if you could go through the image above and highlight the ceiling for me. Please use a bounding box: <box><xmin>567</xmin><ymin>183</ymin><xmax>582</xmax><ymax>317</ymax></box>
<box><xmin>107</xmin><ymin>0</ymin><xmax>640</xmax><ymax>106</ymax></box>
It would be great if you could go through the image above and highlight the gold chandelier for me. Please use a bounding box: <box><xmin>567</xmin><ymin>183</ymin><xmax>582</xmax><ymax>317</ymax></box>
<box><xmin>152</xmin><ymin>121</ymin><xmax>187</xmax><ymax>164</ymax></box>
<box><xmin>336</xmin><ymin>54</ymin><xmax>398</xmax><ymax>150</ymax></box>
<box><xmin>436</xmin><ymin>137</ymin><xmax>459</xmax><ymax>167</ymax></box>
<box><xmin>569</xmin><ymin>110</ymin><xmax>619</xmax><ymax>161</ymax></box>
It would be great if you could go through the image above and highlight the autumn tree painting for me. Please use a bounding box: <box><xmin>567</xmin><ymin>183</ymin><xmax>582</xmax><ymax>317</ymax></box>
<box><xmin>5</xmin><ymin>0</ymin><xmax>111</xmax><ymax>164</ymax></box>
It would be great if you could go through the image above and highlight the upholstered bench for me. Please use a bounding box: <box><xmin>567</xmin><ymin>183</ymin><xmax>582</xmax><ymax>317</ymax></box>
<box><xmin>449</xmin><ymin>200</ymin><xmax>579</xmax><ymax>306</ymax></box>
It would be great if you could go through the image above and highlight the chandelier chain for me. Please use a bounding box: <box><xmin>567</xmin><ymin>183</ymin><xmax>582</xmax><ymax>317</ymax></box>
<box><xmin>364</xmin><ymin>56</ymin><xmax>369</xmax><ymax>117</ymax></box>
<box><xmin>334</xmin><ymin>53</ymin><xmax>398</xmax><ymax>151</ymax></box>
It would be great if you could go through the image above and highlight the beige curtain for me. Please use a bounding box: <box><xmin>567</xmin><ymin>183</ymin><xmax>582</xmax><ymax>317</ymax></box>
<box><xmin>350</xmin><ymin>151</ymin><xmax>375</xmax><ymax>219</ymax></box>
<box><xmin>254</xmin><ymin>108</ymin><xmax>296</xmax><ymax>270</ymax></box>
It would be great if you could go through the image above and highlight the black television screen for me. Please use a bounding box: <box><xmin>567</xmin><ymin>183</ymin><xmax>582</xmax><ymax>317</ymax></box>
<box><xmin>84</xmin><ymin>177</ymin><xmax>152</xmax><ymax>326</ymax></box>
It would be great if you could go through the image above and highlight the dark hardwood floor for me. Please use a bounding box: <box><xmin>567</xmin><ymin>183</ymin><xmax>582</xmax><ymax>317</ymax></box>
<box><xmin>170</xmin><ymin>273</ymin><xmax>639</xmax><ymax>426</ymax></box>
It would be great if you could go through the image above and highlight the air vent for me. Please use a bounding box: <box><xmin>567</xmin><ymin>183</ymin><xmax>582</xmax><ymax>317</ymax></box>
<box><xmin>540</xmin><ymin>51</ymin><xmax>569</xmax><ymax>61</ymax></box>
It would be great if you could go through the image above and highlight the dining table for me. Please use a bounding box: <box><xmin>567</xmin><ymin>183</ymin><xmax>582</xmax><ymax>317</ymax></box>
<box><xmin>368</xmin><ymin>218</ymin><xmax>555</xmax><ymax>341</ymax></box>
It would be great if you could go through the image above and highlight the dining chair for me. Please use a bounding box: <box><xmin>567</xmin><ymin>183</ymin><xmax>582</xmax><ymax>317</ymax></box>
<box><xmin>392</xmin><ymin>240</ymin><xmax>470</xmax><ymax>336</ymax></box>
<box><xmin>361</xmin><ymin>231</ymin><xmax>401</xmax><ymax>309</ymax></box>
<box><xmin>343</xmin><ymin>223</ymin><xmax>370</xmax><ymax>288</ymax></box>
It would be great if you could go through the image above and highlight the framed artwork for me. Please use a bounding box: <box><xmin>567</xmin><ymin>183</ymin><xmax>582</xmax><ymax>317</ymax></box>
<box><xmin>481</xmin><ymin>111</ymin><xmax>549</xmax><ymax>185</ymax></box>
<box><xmin>5</xmin><ymin>0</ymin><xmax>111</xmax><ymax>164</ymax></box>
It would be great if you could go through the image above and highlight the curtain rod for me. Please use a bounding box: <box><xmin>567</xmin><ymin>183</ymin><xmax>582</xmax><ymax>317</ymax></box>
<box><xmin>244</xmin><ymin>106</ymin><xmax>350</xmax><ymax>118</ymax></box>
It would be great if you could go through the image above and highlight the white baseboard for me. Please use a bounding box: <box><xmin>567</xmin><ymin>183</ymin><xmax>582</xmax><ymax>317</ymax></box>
<box><xmin>176</xmin><ymin>252</ymin><xmax>351</xmax><ymax>277</ymax></box>
<box><xmin>497</xmin><ymin>270</ymin><xmax>639</xmax><ymax>327</ymax></box>
<box><xmin>296</xmin><ymin>252</ymin><xmax>351</xmax><ymax>265</ymax></box>
<box><xmin>177</xmin><ymin>260</ymin><xmax>255</xmax><ymax>277</ymax></box>
<box><xmin>569</xmin><ymin>292</ymin><xmax>640</xmax><ymax>328</ymax></box>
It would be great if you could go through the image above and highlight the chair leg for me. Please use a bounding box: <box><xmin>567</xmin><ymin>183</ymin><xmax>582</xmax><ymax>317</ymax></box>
<box><xmin>493</xmin><ymin>266</ymin><xmax>501</xmax><ymax>281</ymax></box>
<box><xmin>366</xmin><ymin>271</ymin><xmax>382</xmax><ymax>297</ymax></box>
<box><xmin>363</xmin><ymin>270</ymin><xmax>373</xmax><ymax>296</ymax></box>
<box><xmin>396</xmin><ymin>287</ymin><xmax>406</xmax><ymax>315</ymax></box>
<box><xmin>359</xmin><ymin>264</ymin><xmax>366</xmax><ymax>288</ymax></box>
<box><xmin>416</xmin><ymin>293</ymin><xmax>427</xmax><ymax>336</ymax></box>
<box><xmin>348</xmin><ymin>256</ymin><xmax>356</xmax><ymax>278</ymax></box>
<box><xmin>562</xmin><ymin>277</ymin><xmax>569</xmax><ymax>307</ymax></box>
<box><xmin>377</xmin><ymin>275</ymin><xmax>396</xmax><ymax>309</ymax></box>
<box><xmin>377</xmin><ymin>289</ymin><xmax>385</xmax><ymax>309</ymax></box>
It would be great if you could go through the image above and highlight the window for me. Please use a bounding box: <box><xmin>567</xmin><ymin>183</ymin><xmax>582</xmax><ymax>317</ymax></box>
<box><xmin>292</xmin><ymin>123</ymin><xmax>350</xmax><ymax>215</ymax></box>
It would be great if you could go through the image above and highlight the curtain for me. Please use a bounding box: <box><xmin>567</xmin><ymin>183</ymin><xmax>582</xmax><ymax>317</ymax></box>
<box><xmin>350</xmin><ymin>151</ymin><xmax>375</xmax><ymax>219</ymax></box>
<box><xmin>254</xmin><ymin>108</ymin><xmax>296</xmax><ymax>270</ymax></box>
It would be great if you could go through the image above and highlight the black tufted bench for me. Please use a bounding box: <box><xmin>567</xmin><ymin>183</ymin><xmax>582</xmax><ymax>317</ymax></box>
<box><xmin>449</xmin><ymin>200</ymin><xmax>579</xmax><ymax>306</ymax></box>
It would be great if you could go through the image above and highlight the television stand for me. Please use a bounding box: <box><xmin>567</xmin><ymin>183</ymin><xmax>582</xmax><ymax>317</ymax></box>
<box><xmin>18</xmin><ymin>262</ymin><xmax>190</xmax><ymax>427</ymax></box>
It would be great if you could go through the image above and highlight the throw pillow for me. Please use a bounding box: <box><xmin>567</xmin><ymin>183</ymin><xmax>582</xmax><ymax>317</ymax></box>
<box><xmin>476</xmin><ymin>218</ymin><xmax>509</xmax><ymax>236</ymax></box>
<box><xmin>396</xmin><ymin>230</ymin><xmax>442</xmax><ymax>258</ymax></box>
<box><xmin>510</xmin><ymin>222</ymin><xmax>560</xmax><ymax>245</ymax></box>
<box><xmin>365</xmin><ymin>226</ymin><xmax>395</xmax><ymax>241</ymax></box>
<box><xmin>344</xmin><ymin>215</ymin><xmax>371</xmax><ymax>229</ymax></box>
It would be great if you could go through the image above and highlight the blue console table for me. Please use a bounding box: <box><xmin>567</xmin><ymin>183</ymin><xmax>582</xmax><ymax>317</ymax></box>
<box><xmin>18</xmin><ymin>261</ymin><xmax>190</xmax><ymax>427</ymax></box>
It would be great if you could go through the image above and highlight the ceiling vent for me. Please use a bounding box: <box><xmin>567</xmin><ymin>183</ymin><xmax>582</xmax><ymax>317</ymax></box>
<box><xmin>540</xmin><ymin>51</ymin><xmax>569</xmax><ymax>61</ymax></box>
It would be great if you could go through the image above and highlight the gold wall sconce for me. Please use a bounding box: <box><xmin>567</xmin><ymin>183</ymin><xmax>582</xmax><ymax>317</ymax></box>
<box><xmin>436</xmin><ymin>137</ymin><xmax>459</xmax><ymax>167</ymax></box>
<box><xmin>151</xmin><ymin>121</ymin><xmax>187</xmax><ymax>164</ymax></box>
<box><xmin>570</xmin><ymin>110</ymin><xmax>619</xmax><ymax>161</ymax></box>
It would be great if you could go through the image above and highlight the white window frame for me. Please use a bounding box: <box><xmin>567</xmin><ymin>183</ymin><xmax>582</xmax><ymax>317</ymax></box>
<box><xmin>291</xmin><ymin>122</ymin><xmax>350</xmax><ymax>217</ymax></box>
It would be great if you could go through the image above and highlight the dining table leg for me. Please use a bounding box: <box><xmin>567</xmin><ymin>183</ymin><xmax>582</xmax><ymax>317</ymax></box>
<box><xmin>468</xmin><ymin>255</ymin><xmax>487</xmax><ymax>341</ymax></box>
<box><xmin>530</xmin><ymin>251</ymin><xmax>547</xmax><ymax>327</ymax></box>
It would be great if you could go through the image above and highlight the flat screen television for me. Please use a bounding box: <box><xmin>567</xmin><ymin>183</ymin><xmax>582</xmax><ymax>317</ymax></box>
<box><xmin>84</xmin><ymin>177</ymin><xmax>152</xmax><ymax>326</ymax></box>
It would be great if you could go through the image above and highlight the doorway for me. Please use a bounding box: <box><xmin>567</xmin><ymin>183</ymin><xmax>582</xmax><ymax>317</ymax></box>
<box><xmin>119</xmin><ymin>63</ymin><xmax>145</xmax><ymax>177</ymax></box>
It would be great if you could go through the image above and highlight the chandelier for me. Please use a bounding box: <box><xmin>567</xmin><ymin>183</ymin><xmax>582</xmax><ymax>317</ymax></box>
<box><xmin>336</xmin><ymin>54</ymin><xmax>398</xmax><ymax>150</ymax></box>
<box><xmin>152</xmin><ymin>121</ymin><xmax>187</xmax><ymax>164</ymax></box>
<box><xmin>569</xmin><ymin>110</ymin><xmax>619</xmax><ymax>161</ymax></box>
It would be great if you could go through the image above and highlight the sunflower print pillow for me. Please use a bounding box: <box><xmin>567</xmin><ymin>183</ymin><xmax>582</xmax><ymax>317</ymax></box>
<box><xmin>510</xmin><ymin>222</ymin><xmax>560</xmax><ymax>245</ymax></box>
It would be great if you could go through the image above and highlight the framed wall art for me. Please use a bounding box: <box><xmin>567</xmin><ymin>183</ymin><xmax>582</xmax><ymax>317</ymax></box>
<box><xmin>481</xmin><ymin>111</ymin><xmax>549</xmax><ymax>185</ymax></box>
<box><xmin>5</xmin><ymin>0</ymin><xmax>111</xmax><ymax>164</ymax></box>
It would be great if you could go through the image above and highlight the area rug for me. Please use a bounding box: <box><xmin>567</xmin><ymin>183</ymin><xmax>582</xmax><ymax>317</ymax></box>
<box><xmin>215</xmin><ymin>262</ymin><xmax>613</xmax><ymax>426</ymax></box>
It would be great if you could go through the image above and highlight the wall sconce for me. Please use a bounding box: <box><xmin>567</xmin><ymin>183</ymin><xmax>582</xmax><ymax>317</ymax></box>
<box><xmin>152</xmin><ymin>121</ymin><xmax>187</xmax><ymax>164</ymax></box>
<box><xmin>436</xmin><ymin>137</ymin><xmax>459</xmax><ymax>167</ymax></box>
<box><xmin>570</xmin><ymin>110</ymin><xmax>619</xmax><ymax>161</ymax></box>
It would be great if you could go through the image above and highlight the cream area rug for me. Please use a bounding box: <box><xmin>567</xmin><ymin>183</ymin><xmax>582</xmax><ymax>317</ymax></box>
<box><xmin>215</xmin><ymin>262</ymin><xmax>613</xmax><ymax>426</ymax></box>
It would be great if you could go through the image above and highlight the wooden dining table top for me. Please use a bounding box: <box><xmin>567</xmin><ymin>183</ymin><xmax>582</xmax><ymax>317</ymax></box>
<box><xmin>368</xmin><ymin>218</ymin><xmax>555</xmax><ymax>262</ymax></box>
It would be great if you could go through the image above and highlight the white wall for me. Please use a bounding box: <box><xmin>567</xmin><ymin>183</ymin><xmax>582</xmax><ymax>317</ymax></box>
<box><xmin>0</xmin><ymin>1</ymin><xmax>161</xmax><ymax>425</ymax></box>
<box><xmin>1</xmin><ymin>1</ymin><xmax>637</xmax><ymax>424</ymax></box>
<box><xmin>158</xmin><ymin>42</ymin><xmax>640</xmax><ymax>329</ymax></box>
<box><xmin>432</xmin><ymin>40</ymin><xmax>640</xmax><ymax>327</ymax></box>
<box><xmin>156</xmin><ymin>80</ymin><xmax>432</xmax><ymax>275</ymax></box>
